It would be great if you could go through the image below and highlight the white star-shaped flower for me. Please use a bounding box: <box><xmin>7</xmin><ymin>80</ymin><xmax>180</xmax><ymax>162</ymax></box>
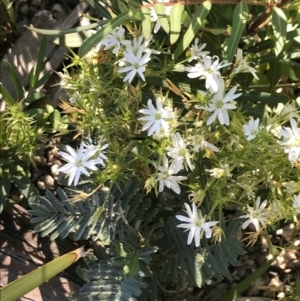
<box><xmin>278</xmin><ymin>118</ymin><xmax>300</xmax><ymax>162</ymax></box>
<box><xmin>292</xmin><ymin>194</ymin><xmax>300</xmax><ymax>215</ymax></box>
<box><xmin>243</xmin><ymin>117</ymin><xmax>260</xmax><ymax>141</ymax></box>
<box><xmin>83</xmin><ymin>136</ymin><xmax>109</xmax><ymax>166</ymax></box>
<box><xmin>126</xmin><ymin>35</ymin><xmax>160</xmax><ymax>55</ymax></box>
<box><xmin>176</xmin><ymin>202</ymin><xmax>218</xmax><ymax>247</ymax></box>
<box><xmin>156</xmin><ymin>155</ymin><xmax>187</xmax><ymax>194</ymax></box>
<box><xmin>186</xmin><ymin>55</ymin><xmax>231</xmax><ymax>93</ymax></box>
<box><xmin>118</xmin><ymin>48</ymin><xmax>151</xmax><ymax>83</ymax></box>
<box><xmin>143</xmin><ymin>0</ymin><xmax>173</xmax><ymax>33</ymax></box>
<box><xmin>188</xmin><ymin>38</ymin><xmax>209</xmax><ymax>62</ymax></box>
<box><xmin>190</xmin><ymin>134</ymin><xmax>219</xmax><ymax>152</ymax></box>
<box><xmin>166</xmin><ymin>132</ymin><xmax>193</xmax><ymax>172</ymax></box>
<box><xmin>240</xmin><ymin>197</ymin><xmax>269</xmax><ymax>232</ymax></box>
<box><xmin>138</xmin><ymin>97</ymin><xmax>173</xmax><ymax>136</ymax></box>
<box><xmin>58</xmin><ymin>142</ymin><xmax>102</xmax><ymax>186</ymax></box>
<box><xmin>205</xmin><ymin>79</ymin><xmax>241</xmax><ymax>126</ymax></box>
<box><xmin>234</xmin><ymin>48</ymin><xmax>258</xmax><ymax>80</ymax></box>
<box><xmin>100</xmin><ymin>26</ymin><xmax>131</xmax><ymax>54</ymax></box>
<box><xmin>208</xmin><ymin>163</ymin><xmax>232</xmax><ymax>178</ymax></box>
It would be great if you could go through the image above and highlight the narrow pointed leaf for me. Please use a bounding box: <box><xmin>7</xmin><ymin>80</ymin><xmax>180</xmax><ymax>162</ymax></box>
<box><xmin>0</xmin><ymin>83</ymin><xmax>15</xmax><ymax>105</ymax></box>
<box><xmin>3</xmin><ymin>60</ymin><xmax>24</xmax><ymax>99</ymax></box>
<box><xmin>80</xmin><ymin>0</ymin><xmax>111</xmax><ymax>20</ymax></box>
<box><xmin>170</xmin><ymin>4</ymin><xmax>184</xmax><ymax>44</ymax></box>
<box><xmin>224</xmin><ymin>1</ymin><xmax>248</xmax><ymax>63</ymax></box>
<box><xmin>141</xmin><ymin>7</ymin><xmax>151</xmax><ymax>40</ymax></box>
<box><xmin>79</xmin><ymin>10</ymin><xmax>135</xmax><ymax>57</ymax></box>
<box><xmin>0</xmin><ymin>248</ymin><xmax>84</xmax><ymax>301</ymax></box>
<box><xmin>53</xmin><ymin>31</ymin><xmax>92</xmax><ymax>48</ymax></box>
<box><xmin>154</xmin><ymin>3</ymin><xmax>170</xmax><ymax>34</ymax></box>
<box><xmin>272</xmin><ymin>7</ymin><xmax>287</xmax><ymax>56</ymax></box>
<box><xmin>33</xmin><ymin>37</ymin><xmax>47</xmax><ymax>85</ymax></box>
<box><xmin>266</xmin><ymin>60</ymin><xmax>282</xmax><ymax>87</ymax></box>
<box><xmin>173</xmin><ymin>1</ymin><xmax>211</xmax><ymax>59</ymax></box>
<box><xmin>25</xmin><ymin>22</ymin><xmax>101</xmax><ymax>36</ymax></box>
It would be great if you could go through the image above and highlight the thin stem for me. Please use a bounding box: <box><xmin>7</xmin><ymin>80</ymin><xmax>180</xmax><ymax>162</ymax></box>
<box><xmin>248</xmin><ymin>83</ymin><xmax>300</xmax><ymax>89</ymax></box>
<box><xmin>141</xmin><ymin>0</ymin><xmax>270</xmax><ymax>8</ymax></box>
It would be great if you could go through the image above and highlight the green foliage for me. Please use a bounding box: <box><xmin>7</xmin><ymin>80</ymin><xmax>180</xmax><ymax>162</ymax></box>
<box><xmin>159</xmin><ymin>216</ymin><xmax>245</xmax><ymax>289</ymax></box>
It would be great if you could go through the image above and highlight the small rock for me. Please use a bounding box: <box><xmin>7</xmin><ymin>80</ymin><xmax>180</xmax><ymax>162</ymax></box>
<box><xmin>51</xmin><ymin>4</ymin><xmax>67</xmax><ymax>20</ymax></box>
<box><xmin>37</xmin><ymin>175</ymin><xmax>54</xmax><ymax>190</ymax></box>
<box><xmin>18</xmin><ymin>3</ymin><xmax>29</xmax><ymax>15</ymax></box>
<box><xmin>35</xmin><ymin>155</ymin><xmax>47</xmax><ymax>166</ymax></box>
<box><xmin>51</xmin><ymin>164</ymin><xmax>60</xmax><ymax>177</ymax></box>
<box><xmin>29</xmin><ymin>0</ymin><xmax>42</xmax><ymax>7</ymax></box>
<box><xmin>244</xmin><ymin>259</ymin><xmax>255</xmax><ymax>266</ymax></box>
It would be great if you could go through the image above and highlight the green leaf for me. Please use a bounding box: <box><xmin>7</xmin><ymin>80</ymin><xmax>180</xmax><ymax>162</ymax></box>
<box><xmin>34</xmin><ymin>71</ymin><xmax>52</xmax><ymax>88</ymax></box>
<box><xmin>220</xmin><ymin>259</ymin><xmax>274</xmax><ymax>301</ymax></box>
<box><xmin>141</xmin><ymin>7</ymin><xmax>152</xmax><ymax>40</ymax></box>
<box><xmin>12</xmin><ymin>176</ymin><xmax>39</xmax><ymax>204</ymax></box>
<box><xmin>0</xmin><ymin>83</ymin><xmax>15</xmax><ymax>105</ymax></box>
<box><xmin>25</xmin><ymin>92</ymin><xmax>46</xmax><ymax>103</ymax></box>
<box><xmin>53</xmin><ymin>31</ymin><xmax>92</xmax><ymax>48</ymax></box>
<box><xmin>170</xmin><ymin>4</ymin><xmax>184</xmax><ymax>44</ymax></box>
<box><xmin>0</xmin><ymin>248</ymin><xmax>83</xmax><ymax>301</ymax></box>
<box><xmin>224</xmin><ymin>2</ymin><xmax>248</xmax><ymax>63</ymax></box>
<box><xmin>3</xmin><ymin>60</ymin><xmax>24</xmax><ymax>99</ymax></box>
<box><xmin>79</xmin><ymin>10</ymin><xmax>135</xmax><ymax>57</ymax></box>
<box><xmin>0</xmin><ymin>177</ymin><xmax>11</xmax><ymax>213</ymax></box>
<box><xmin>84</xmin><ymin>0</ymin><xmax>112</xmax><ymax>20</ymax></box>
<box><xmin>154</xmin><ymin>3</ymin><xmax>170</xmax><ymax>34</ymax></box>
<box><xmin>266</xmin><ymin>60</ymin><xmax>282</xmax><ymax>87</ymax></box>
<box><xmin>124</xmin><ymin>254</ymin><xmax>140</xmax><ymax>279</ymax></box>
<box><xmin>25</xmin><ymin>22</ymin><xmax>101</xmax><ymax>36</ymax></box>
<box><xmin>272</xmin><ymin>7</ymin><xmax>287</xmax><ymax>56</ymax></box>
<box><xmin>33</xmin><ymin>37</ymin><xmax>47</xmax><ymax>86</ymax></box>
<box><xmin>118</xmin><ymin>0</ymin><xmax>129</xmax><ymax>14</ymax></box>
<box><xmin>173</xmin><ymin>1</ymin><xmax>211</xmax><ymax>59</ymax></box>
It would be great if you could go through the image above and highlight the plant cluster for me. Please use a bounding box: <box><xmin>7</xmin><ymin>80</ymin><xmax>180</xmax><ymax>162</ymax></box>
<box><xmin>2</xmin><ymin>0</ymin><xmax>300</xmax><ymax>300</ymax></box>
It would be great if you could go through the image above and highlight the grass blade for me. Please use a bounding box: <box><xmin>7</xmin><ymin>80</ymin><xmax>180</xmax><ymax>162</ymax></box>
<box><xmin>173</xmin><ymin>1</ymin><xmax>211</xmax><ymax>59</ymax></box>
<box><xmin>224</xmin><ymin>1</ymin><xmax>248</xmax><ymax>63</ymax></box>
<box><xmin>170</xmin><ymin>4</ymin><xmax>185</xmax><ymax>45</ymax></box>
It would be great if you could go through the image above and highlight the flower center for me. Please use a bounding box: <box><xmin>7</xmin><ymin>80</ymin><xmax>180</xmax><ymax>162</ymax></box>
<box><xmin>155</xmin><ymin>112</ymin><xmax>162</xmax><ymax>120</ymax></box>
<box><xmin>206</xmin><ymin>67</ymin><xmax>214</xmax><ymax>74</ymax></box>
<box><xmin>251</xmin><ymin>129</ymin><xmax>258</xmax><ymax>135</ymax></box>
<box><xmin>195</xmin><ymin>135</ymin><xmax>204</xmax><ymax>145</ymax></box>
<box><xmin>196</xmin><ymin>217</ymin><xmax>204</xmax><ymax>227</ymax></box>
<box><xmin>76</xmin><ymin>159</ymin><xmax>83</xmax><ymax>167</ymax></box>
<box><xmin>162</xmin><ymin>171</ymin><xmax>169</xmax><ymax>179</ymax></box>
<box><xmin>179</xmin><ymin>149</ymin><xmax>186</xmax><ymax>157</ymax></box>
<box><xmin>216</xmin><ymin>100</ymin><xmax>224</xmax><ymax>109</ymax></box>
<box><xmin>294</xmin><ymin>138</ymin><xmax>300</xmax><ymax>147</ymax></box>
<box><xmin>133</xmin><ymin>62</ymin><xmax>140</xmax><ymax>69</ymax></box>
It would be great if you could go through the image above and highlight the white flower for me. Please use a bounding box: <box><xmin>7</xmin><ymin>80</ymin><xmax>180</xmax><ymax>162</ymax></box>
<box><xmin>176</xmin><ymin>202</ymin><xmax>218</xmax><ymax>247</ymax></box>
<box><xmin>186</xmin><ymin>55</ymin><xmax>231</xmax><ymax>93</ymax></box>
<box><xmin>190</xmin><ymin>134</ymin><xmax>219</xmax><ymax>152</ymax></box>
<box><xmin>243</xmin><ymin>117</ymin><xmax>260</xmax><ymax>141</ymax></box>
<box><xmin>234</xmin><ymin>48</ymin><xmax>258</xmax><ymax>79</ymax></box>
<box><xmin>118</xmin><ymin>48</ymin><xmax>151</xmax><ymax>82</ymax></box>
<box><xmin>127</xmin><ymin>35</ymin><xmax>160</xmax><ymax>55</ymax></box>
<box><xmin>156</xmin><ymin>155</ymin><xmax>187</xmax><ymax>194</ymax></box>
<box><xmin>205</xmin><ymin>79</ymin><xmax>241</xmax><ymax>126</ymax></box>
<box><xmin>58</xmin><ymin>142</ymin><xmax>102</xmax><ymax>186</ymax></box>
<box><xmin>138</xmin><ymin>97</ymin><xmax>173</xmax><ymax>136</ymax></box>
<box><xmin>292</xmin><ymin>194</ymin><xmax>300</xmax><ymax>215</ymax></box>
<box><xmin>209</xmin><ymin>163</ymin><xmax>232</xmax><ymax>178</ymax></box>
<box><xmin>100</xmin><ymin>26</ymin><xmax>131</xmax><ymax>54</ymax></box>
<box><xmin>240</xmin><ymin>197</ymin><xmax>269</xmax><ymax>232</ymax></box>
<box><xmin>83</xmin><ymin>137</ymin><xmax>109</xmax><ymax>166</ymax></box>
<box><xmin>166</xmin><ymin>132</ymin><xmax>193</xmax><ymax>172</ymax></box>
<box><xmin>143</xmin><ymin>0</ymin><xmax>173</xmax><ymax>33</ymax></box>
<box><xmin>278</xmin><ymin>118</ymin><xmax>300</xmax><ymax>162</ymax></box>
<box><xmin>188</xmin><ymin>38</ymin><xmax>209</xmax><ymax>62</ymax></box>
